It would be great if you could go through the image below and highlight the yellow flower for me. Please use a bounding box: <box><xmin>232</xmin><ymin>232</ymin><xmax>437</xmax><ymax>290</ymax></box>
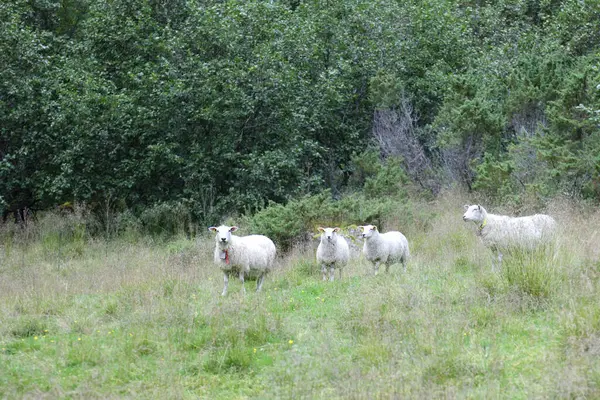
<box><xmin>34</xmin><ymin>336</ymin><xmax>38</xmax><ymax>340</ymax></box>
<box><xmin>288</xmin><ymin>340</ymin><xmax>294</xmax><ymax>345</ymax></box>
<box><xmin>129</xmin><ymin>333</ymin><xmax>133</xmax><ymax>337</ymax></box>
<box><xmin>77</xmin><ymin>338</ymin><xmax>81</xmax><ymax>341</ymax></box>
<box><xmin>44</xmin><ymin>330</ymin><xmax>48</xmax><ymax>333</ymax></box>
<box><xmin>253</xmin><ymin>348</ymin><xmax>257</xmax><ymax>353</ymax></box>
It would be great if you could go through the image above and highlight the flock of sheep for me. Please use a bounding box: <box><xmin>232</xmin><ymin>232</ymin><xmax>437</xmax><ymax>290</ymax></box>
<box><xmin>209</xmin><ymin>204</ymin><xmax>557</xmax><ymax>295</ymax></box>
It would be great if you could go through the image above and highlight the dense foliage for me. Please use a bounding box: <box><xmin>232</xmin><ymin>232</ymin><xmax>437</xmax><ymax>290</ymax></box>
<box><xmin>1</xmin><ymin>0</ymin><xmax>599</xmax><ymax>230</ymax></box>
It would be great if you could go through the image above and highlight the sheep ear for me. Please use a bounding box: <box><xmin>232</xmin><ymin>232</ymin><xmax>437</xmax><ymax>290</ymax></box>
<box><xmin>318</xmin><ymin>227</ymin><xmax>325</xmax><ymax>232</ymax></box>
<box><xmin>208</xmin><ymin>226</ymin><xmax>217</xmax><ymax>232</ymax></box>
<box><xmin>463</xmin><ymin>204</ymin><xmax>470</xmax><ymax>211</ymax></box>
<box><xmin>229</xmin><ymin>226</ymin><xmax>238</xmax><ymax>232</ymax></box>
<box><xmin>372</xmin><ymin>226</ymin><xmax>378</xmax><ymax>231</ymax></box>
<box><xmin>333</xmin><ymin>227</ymin><xmax>340</xmax><ymax>232</ymax></box>
<box><xmin>477</xmin><ymin>205</ymin><xmax>481</xmax><ymax>211</ymax></box>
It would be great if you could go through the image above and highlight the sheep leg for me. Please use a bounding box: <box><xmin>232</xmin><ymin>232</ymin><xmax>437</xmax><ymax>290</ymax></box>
<box><xmin>321</xmin><ymin>264</ymin><xmax>327</xmax><ymax>281</ymax></box>
<box><xmin>339</xmin><ymin>268</ymin><xmax>343</xmax><ymax>281</ymax></box>
<box><xmin>401</xmin><ymin>259</ymin><xmax>407</xmax><ymax>273</ymax></box>
<box><xmin>373</xmin><ymin>261</ymin><xmax>380</xmax><ymax>275</ymax></box>
<box><xmin>256</xmin><ymin>273</ymin><xmax>265</xmax><ymax>292</ymax></box>
<box><xmin>222</xmin><ymin>272</ymin><xmax>229</xmax><ymax>296</ymax></box>
<box><xmin>239</xmin><ymin>271</ymin><xmax>246</xmax><ymax>294</ymax></box>
<box><xmin>491</xmin><ymin>250</ymin><xmax>503</xmax><ymax>272</ymax></box>
<box><xmin>385</xmin><ymin>263</ymin><xmax>390</xmax><ymax>273</ymax></box>
<box><xmin>329</xmin><ymin>266</ymin><xmax>335</xmax><ymax>282</ymax></box>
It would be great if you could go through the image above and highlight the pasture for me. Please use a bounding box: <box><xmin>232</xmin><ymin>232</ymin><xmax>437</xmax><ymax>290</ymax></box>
<box><xmin>1</xmin><ymin>196</ymin><xmax>600</xmax><ymax>399</ymax></box>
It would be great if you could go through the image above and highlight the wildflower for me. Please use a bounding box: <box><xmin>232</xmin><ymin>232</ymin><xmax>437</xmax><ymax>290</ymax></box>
<box><xmin>44</xmin><ymin>330</ymin><xmax>48</xmax><ymax>333</ymax></box>
<box><xmin>34</xmin><ymin>336</ymin><xmax>38</xmax><ymax>340</ymax></box>
<box><xmin>288</xmin><ymin>340</ymin><xmax>294</xmax><ymax>345</ymax></box>
<box><xmin>253</xmin><ymin>348</ymin><xmax>257</xmax><ymax>354</ymax></box>
<box><xmin>129</xmin><ymin>333</ymin><xmax>133</xmax><ymax>337</ymax></box>
<box><xmin>77</xmin><ymin>338</ymin><xmax>81</xmax><ymax>341</ymax></box>
<box><xmin>50</xmin><ymin>340</ymin><xmax>55</xmax><ymax>343</ymax></box>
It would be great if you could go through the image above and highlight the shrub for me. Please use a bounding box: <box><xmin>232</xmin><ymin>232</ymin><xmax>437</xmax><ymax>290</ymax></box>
<box><xmin>501</xmin><ymin>244</ymin><xmax>563</xmax><ymax>299</ymax></box>
<box><xmin>246</xmin><ymin>154</ymin><xmax>415</xmax><ymax>251</ymax></box>
<box><xmin>139</xmin><ymin>202</ymin><xmax>191</xmax><ymax>237</ymax></box>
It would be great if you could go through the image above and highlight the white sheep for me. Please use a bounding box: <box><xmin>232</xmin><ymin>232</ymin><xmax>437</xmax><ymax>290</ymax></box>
<box><xmin>357</xmin><ymin>225</ymin><xmax>410</xmax><ymax>274</ymax></box>
<box><xmin>208</xmin><ymin>225</ymin><xmax>276</xmax><ymax>296</ymax></box>
<box><xmin>316</xmin><ymin>227</ymin><xmax>350</xmax><ymax>281</ymax></box>
<box><xmin>462</xmin><ymin>204</ymin><xmax>557</xmax><ymax>271</ymax></box>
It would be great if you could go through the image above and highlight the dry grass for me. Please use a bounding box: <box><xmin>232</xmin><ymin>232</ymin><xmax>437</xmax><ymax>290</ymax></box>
<box><xmin>1</xmin><ymin>193</ymin><xmax>600</xmax><ymax>398</ymax></box>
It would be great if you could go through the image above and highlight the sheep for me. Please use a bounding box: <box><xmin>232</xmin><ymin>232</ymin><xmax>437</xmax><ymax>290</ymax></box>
<box><xmin>357</xmin><ymin>225</ymin><xmax>410</xmax><ymax>275</ymax></box>
<box><xmin>208</xmin><ymin>225</ymin><xmax>276</xmax><ymax>296</ymax></box>
<box><xmin>462</xmin><ymin>204</ymin><xmax>557</xmax><ymax>271</ymax></box>
<box><xmin>316</xmin><ymin>227</ymin><xmax>350</xmax><ymax>281</ymax></box>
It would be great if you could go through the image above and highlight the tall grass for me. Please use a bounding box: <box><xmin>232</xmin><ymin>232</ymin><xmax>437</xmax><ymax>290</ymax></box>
<box><xmin>1</xmin><ymin>193</ymin><xmax>600</xmax><ymax>398</ymax></box>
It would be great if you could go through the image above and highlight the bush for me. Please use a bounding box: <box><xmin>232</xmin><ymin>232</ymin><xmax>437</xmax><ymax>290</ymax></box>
<box><xmin>139</xmin><ymin>202</ymin><xmax>191</xmax><ymax>237</ymax></box>
<box><xmin>501</xmin><ymin>244</ymin><xmax>563</xmax><ymax>299</ymax></box>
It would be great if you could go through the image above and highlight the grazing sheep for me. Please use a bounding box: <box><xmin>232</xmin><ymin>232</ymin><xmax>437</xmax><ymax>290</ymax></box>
<box><xmin>357</xmin><ymin>225</ymin><xmax>410</xmax><ymax>275</ymax></box>
<box><xmin>208</xmin><ymin>225</ymin><xmax>276</xmax><ymax>296</ymax></box>
<box><xmin>316</xmin><ymin>227</ymin><xmax>350</xmax><ymax>281</ymax></box>
<box><xmin>462</xmin><ymin>204</ymin><xmax>557</xmax><ymax>271</ymax></box>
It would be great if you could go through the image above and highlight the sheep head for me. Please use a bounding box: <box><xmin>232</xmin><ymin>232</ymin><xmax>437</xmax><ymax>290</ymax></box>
<box><xmin>357</xmin><ymin>225</ymin><xmax>377</xmax><ymax>239</ymax></box>
<box><xmin>208</xmin><ymin>225</ymin><xmax>238</xmax><ymax>248</ymax></box>
<box><xmin>462</xmin><ymin>205</ymin><xmax>485</xmax><ymax>223</ymax></box>
<box><xmin>318</xmin><ymin>227</ymin><xmax>341</xmax><ymax>242</ymax></box>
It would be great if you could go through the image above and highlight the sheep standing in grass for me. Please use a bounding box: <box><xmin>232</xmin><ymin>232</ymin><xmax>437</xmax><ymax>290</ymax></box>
<box><xmin>208</xmin><ymin>225</ymin><xmax>276</xmax><ymax>296</ymax></box>
<box><xmin>462</xmin><ymin>204</ymin><xmax>557</xmax><ymax>271</ymax></box>
<box><xmin>358</xmin><ymin>225</ymin><xmax>410</xmax><ymax>275</ymax></box>
<box><xmin>316</xmin><ymin>227</ymin><xmax>350</xmax><ymax>282</ymax></box>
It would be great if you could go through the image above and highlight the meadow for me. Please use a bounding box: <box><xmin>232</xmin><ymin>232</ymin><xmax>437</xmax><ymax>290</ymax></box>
<box><xmin>1</xmin><ymin>195</ymin><xmax>600</xmax><ymax>399</ymax></box>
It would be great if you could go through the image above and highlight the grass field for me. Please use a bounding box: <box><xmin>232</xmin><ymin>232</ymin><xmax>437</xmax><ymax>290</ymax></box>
<box><xmin>1</xmin><ymin>195</ymin><xmax>600</xmax><ymax>399</ymax></box>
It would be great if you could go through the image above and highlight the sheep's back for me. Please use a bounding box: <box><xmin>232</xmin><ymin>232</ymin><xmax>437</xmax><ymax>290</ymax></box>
<box><xmin>483</xmin><ymin>214</ymin><xmax>554</xmax><ymax>249</ymax></box>
<box><xmin>239</xmin><ymin>235</ymin><xmax>277</xmax><ymax>269</ymax></box>
<box><xmin>381</xmin><ymin>231</ymin><xmax>409</xmax><ymax>260</ymax></box>
<box><xmin>364</xmin><ymin>231</ymin><xmax>408</xmax><ymax>262</ymax></box>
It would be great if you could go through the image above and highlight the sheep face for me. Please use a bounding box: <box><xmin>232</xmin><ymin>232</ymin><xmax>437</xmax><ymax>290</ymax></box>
<box><xmin>208</xmin><ymin>225</ymin><xmax>239</xmax><ymax>248</ymax></box>
<box><xmin>463</xmin><ymin>205</ymin><xmax>484</xmax><ymax>223</ymax></box>
<box><xmin>357</xmin><ymin>225</ymin><xmax>377</xmax><ymax>239</ymax></box>
<box><xmin>318</xmin><ymin>227</ymin><xmax>340</xmax><ymax>242</ymax></box>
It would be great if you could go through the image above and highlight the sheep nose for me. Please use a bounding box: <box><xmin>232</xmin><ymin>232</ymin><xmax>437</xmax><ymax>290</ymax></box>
<box><xmin>220</xmin><ymin>238</ymin><xmax>227</xmax><ymax>242</ymax></box>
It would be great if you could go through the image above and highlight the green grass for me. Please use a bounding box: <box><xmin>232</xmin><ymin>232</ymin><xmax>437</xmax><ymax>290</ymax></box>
<box><xmin>1</xmin><ymin>198</ymin><xmax>600</xmax><ymax>398</ymax></box>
